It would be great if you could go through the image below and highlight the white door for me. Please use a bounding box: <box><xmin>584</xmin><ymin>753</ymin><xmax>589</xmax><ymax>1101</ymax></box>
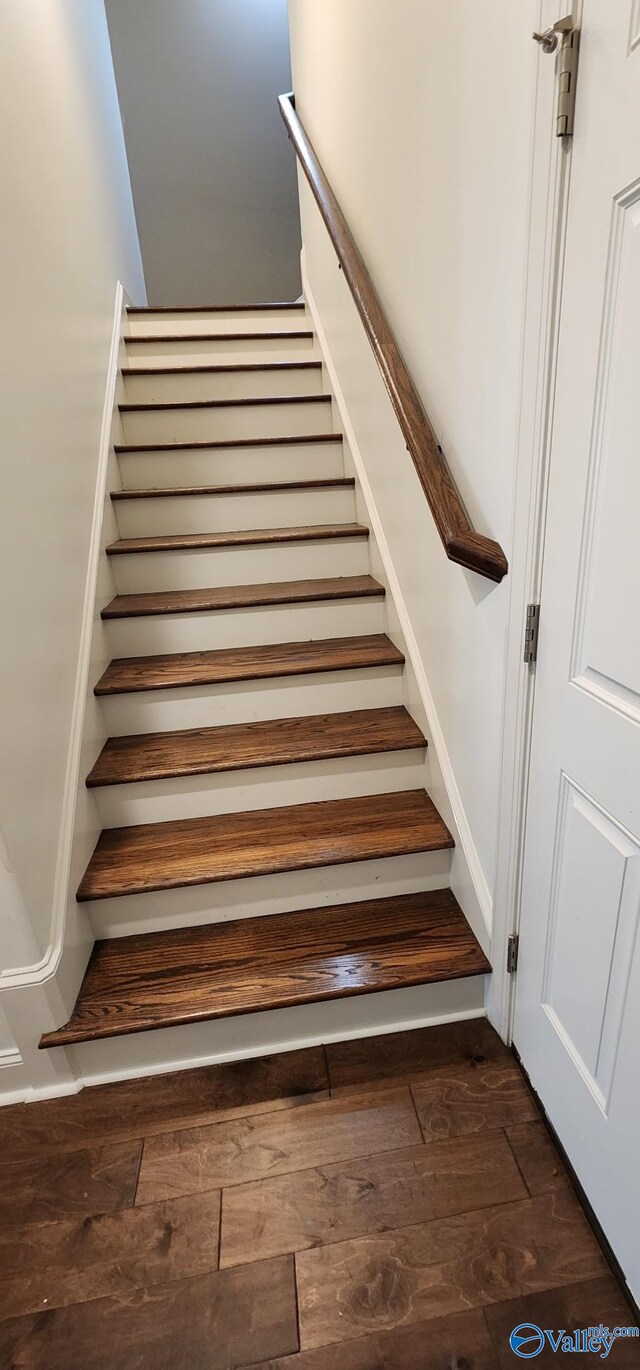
<box><xmin>514</xmin><ymin>0</ymin><xmax>640</xmax><ymax>1299</ymax></box>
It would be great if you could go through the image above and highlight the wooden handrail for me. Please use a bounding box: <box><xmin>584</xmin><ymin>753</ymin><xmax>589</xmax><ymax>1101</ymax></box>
<box><xmin>279</xmin><ymin>93</ymin><xmax>508</xmax><ymax>584</ymax></box>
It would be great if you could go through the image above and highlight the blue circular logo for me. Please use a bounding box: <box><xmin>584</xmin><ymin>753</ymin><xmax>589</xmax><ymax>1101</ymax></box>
<box><xmin>509</xmin><ymin>1324</ymin><xmax>546</xmax><ymax>1358</ymax></box>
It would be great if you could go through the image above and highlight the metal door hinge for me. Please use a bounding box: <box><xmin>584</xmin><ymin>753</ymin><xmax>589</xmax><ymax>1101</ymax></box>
<box><xmin>507</xmin><ymin>933</ymin><xmax>520</xmax><ymax>974</ymax></box>
<box><xmin>532</xmin><ymin>15</ymin><xmax>580</xmax><ymax>137</ymax></box>
<box><xmin>524</xmin><ymin>603</ymin><xmax>540</xmax><ymax>664</ymax></box>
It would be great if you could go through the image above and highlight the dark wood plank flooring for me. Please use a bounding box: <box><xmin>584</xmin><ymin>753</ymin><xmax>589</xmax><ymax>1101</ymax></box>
<box><xmin>1</xmin><ymin>1021</ymin><xmax>635</xmax><ymax>1368</ymax></box>
<box><xmin>40</xmin><ymin>890</ymin><xmax>488</xmax><ymax>1047</ymax></box>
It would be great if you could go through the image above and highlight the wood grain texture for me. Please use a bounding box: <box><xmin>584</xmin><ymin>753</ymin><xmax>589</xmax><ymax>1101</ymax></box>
<box><xmin>122</xmin><ymin>361</ymin><xmax>322</xmax><ymax>377</ymax></box>
<box><xmin>327</xmin><ymin>1017</ymin><xmax>509</xmax><ymax>1095</ymax></box>
<box><xmin>101</xmin><ymin>574</ymin><xmax>384</xmax><ymax>620</ymax></box>
<box><xmin>0</xmin><ymin>1259</ymin><xmax>299</xmax><ymax>1370</ymax></box>
<box><xmin>94</xmin><ymin>633</ymin><xmax>401</xmax><ymax>696</ymax></box>
<box><xmin>242</xmin><ymin>1308</ymin><xmax>497</xmax><ymax>1370</ymax></box>
<box><xmin>0</xmin><ymin>1141</ymin><xmax>141</xmax><ymax>1225</ymax></box>
<box><xmin>278</xmin><ymin>94</ymin><xmax>508</xmax><ymax>584</ymax></box>
<box><xmin>220</xmin><ymin>1131</ymin><xmax>525</xmax><ymax>1268</ymax></box>
<box><xmin>111</xmin><ymin>477</ymin><xmax>354</xmax><ymax>501</ymax></box>
<box><xmin>114</xmin><ymin>432</ymin><xmax>342</xmax><ymax>454</ymax></box>
<box><xmin>0</xmin><ymin>1192</ymin><xmax>221</xmax><ymax>1320</ymax></box>
<box><xmin>135</xmin><ymin>1087</ymin><xmax>421</xmax><ymax>1205</ymax></box>
<box><xmin>105</xmin><ymin>522</ymin><xmax>368</xmax><ymax>556</ymax></box>
<box><xmin>126</xmin><ymin>329</ymin><xmax>315</xmax><ymax>343</ymax></box>
<box><xmin>485</xmin><ymin>1276</ymin><xmax>639</xmax><ymax>1367</ymax></box>
<box><xmin>506</xmin><ymin>1120</ymin><xmax>569</xmax><ymax>1196</ymax></box>
<box><xmin>76</xmin><ymin>789</ymin><xmax>453</xmax><ymax>902</ymax></box>
<box><xmin>40</xmin><ymin>890</ymin><xmax>487</xmax><ymax>1048</ymax></box>
<box><xmin>86</xmin><ymin>706</ymin><xmax>422</xmax><ymax>786</ymax></box>
<box><xmin>0</xmin><ymin>1049</ymin><xmax>328</xmax><ymax>1157</ymax></box>
<box><xmin>119</xmin><ymin>394</ymin><xmax>332</xmax><ymax>413</ymax></box>
<box><xmin>295</xmin><ymin>1189</ymin><xmax>607</xmax><ymax>1350</ymax></box>
<box><xmin>128</xmin><ymin>301</ymin><xmax>306</xmax><ymax>313</ymax></box>
<box><xmin>411</xmin><ymin>1058</ymin><xmax>538</xmax><ymax>1142</ymax></box>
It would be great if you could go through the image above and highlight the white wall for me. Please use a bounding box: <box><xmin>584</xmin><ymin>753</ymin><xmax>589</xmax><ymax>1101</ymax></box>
<box><xmin>105</xmin><ymin>0</ymin><xmax>301</xmax><ymax>305</ymax></box>
<box><xmin>289</xmin><ymin>1</ymin><xmax>538</xmax><ymax>914</ymax></box>
<box><xmin>0</xmin><ymin>0</ymin><xmax>145</xmax><ymax>972</ymax></box>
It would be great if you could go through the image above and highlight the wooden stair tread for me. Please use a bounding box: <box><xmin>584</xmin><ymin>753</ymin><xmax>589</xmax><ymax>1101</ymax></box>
<box><xmin>76</xmin><ymin>790</ymin><xmax>454</xmax><ymax>902</ymax></box>
<box><xmin>122</xmin><ymin>361</ymin><xmax>321</xmax><ymax>376</ymax></box>
<box><xmin>86</xmin><ymin>707</ymin><xmax>426</xmax><ymax>787</ymax></box>
<box><xmin>106</xmin><ymin>524</ymin><xmax>368</xmax><ymax>555</ymax></box>
<box><xmin>114</xmin><ymin>433</ymin><xmax>342</xmax><ymax>454</ymax></box>
<box><xmin>101</xmin><ymin>574</ymin><xmax>385</xmax><ymax>619</ymax></box>
<box><xmin>125</xmin><ymin>330</ymin><xmax>315</xmax><ymax>344</ymax></box>
<box><xmin>94</xmin><ymin>634</ymin><xmax>404</xmax><ymax>696</ymax></box>
<box><xmin>119</xmin><ymin>394</ymin><xmax>332</xmax><ymax>412</ymax></box>
<box><xmin>127</xmin><ymin>302</ymin><xmax>305</xmax><ymax>313</ymax></box>
<box><xmin>111</xmin><ymin>478</ymin><xmax>355</xmax><ymax>501</ymax></box>
<box><xmin>40</xmin><ymin>890</ymin><xmax>488</xmax><ymax>1047</ymax></box>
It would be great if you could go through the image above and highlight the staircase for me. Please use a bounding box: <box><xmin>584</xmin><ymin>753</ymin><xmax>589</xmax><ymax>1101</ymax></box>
<box><xmin>40</xmin><ymin>301</ymin><xmax>489</xmax><ymax>1052</ymax></box>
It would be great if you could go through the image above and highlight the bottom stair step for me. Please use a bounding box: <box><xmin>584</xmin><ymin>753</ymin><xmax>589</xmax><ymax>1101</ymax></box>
<box><xmin>39</xmin><ymin>890</ymin><xmax>490</xmax><ymax>1046</ymax></box>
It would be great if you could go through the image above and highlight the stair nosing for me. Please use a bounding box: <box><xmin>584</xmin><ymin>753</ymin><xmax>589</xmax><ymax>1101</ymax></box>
<box><xmin>110</xmin><ymin>478</ymin><xmax>355</xmax><ymax>501</ymax></box>
<box><xmin>105</xmin><ymin>524</ymin><xmax>369</xmax><ymax>555</ymax></box>
<box><xmin>119</xmin><ymin>394</ymin><xmax>332</xmax><ymax>412</ymax></box>
<box><xmin>94</xmin><ymin>634</ymin><xmax>404</xmax><ymax>696</ymax></box>
<box><xmin>114</xmin><ymin>433</ymin><xmax>343</xmax><ymax>454</ymax></box>
<box><xmin>101</xmin><ymin>574</ymin><xmax>385</xmax><ymax>619</ymax></box>
<box><xmin>86</xmin><ymin>707</ymin><xmax>426</xmax><ymax>787</ymax></box>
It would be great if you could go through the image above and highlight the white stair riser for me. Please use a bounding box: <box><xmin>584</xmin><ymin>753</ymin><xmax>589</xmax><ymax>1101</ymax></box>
<box><xmin>109</xmin><ymin>537</ymin><xmax>369</xmax><ymax>593</ymax></box>
<box><xmin>125</xmin><ymin>337</ymin><xmax>319</xmax><ymax>367</ymax></box>
<box><xmin>117</xmin><ymin>442</ymin><xmax>344</xmax><ymax>489</ymax></box>
<box><xmin>87</xmin><ymin>848</ymin><xmax>453</xmax><ymax>939</ymax></box>
<box><xmin>123</xmin><ymin>367</ymin><xmax>324</xmax><ymax>404</ymax></box>
<box><xmin>114</xmin><ymin>488</ymin><xmax>355</xmax><ymax>539</ymax></box>
<box><xmin>92</xmin><ymin>751</ymin><xmax>427</xmax><ymax>827</ymax></box>
<box><xmin>104</xmin><ymin>596</ymin><xmax>384</xmax><ymax>657</ymax></box>
<box><xmin>127</xmin><ymin>308</ymin><xmax>307</xmax><ymax>337</ymax></box>
<box><xmin>120</xmin><ymin>399</ymin><xmax>335</xmax><ymax>445</ymax></box>
<box><xmin>100</xmin><ymin>666</ymin><xmax>404</xmax><ymax>735</ymax></box>
<box><xmin>70</xmin><ymin>981</ymin><xmax>485</xmax><ymax>1083</ymax></box>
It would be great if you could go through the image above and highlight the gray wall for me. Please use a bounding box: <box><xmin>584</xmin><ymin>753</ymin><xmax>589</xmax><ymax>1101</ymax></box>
<box><xmin>105</xmin><ymin>0</ymin><xmax>301</xmax><ymax>305</ymax></box>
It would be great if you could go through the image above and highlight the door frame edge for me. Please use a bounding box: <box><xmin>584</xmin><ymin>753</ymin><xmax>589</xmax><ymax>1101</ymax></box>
<box><xmin>487</xmin><ymin>0</ymin><xmax>582</xmax><ymax>1039</ymax></box>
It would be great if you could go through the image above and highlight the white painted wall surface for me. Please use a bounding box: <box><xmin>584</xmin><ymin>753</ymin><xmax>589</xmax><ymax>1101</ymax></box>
<box><xmin>105</xmin><ymin>0</ymin><xmax>302</xmax><ymax>305</ymax></box>
<box><xmin>288</xmin><ymin>0</ymin><xmax>538</xmax><ymax>907</ymax></box>
<box><xmin>0</xmin><ymin>0</ymin><xmax>145</xmax><ymax>967</ymax></box>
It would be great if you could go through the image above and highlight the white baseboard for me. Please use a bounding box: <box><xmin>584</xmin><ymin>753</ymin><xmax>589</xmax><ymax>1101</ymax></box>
<box><xmin>0</xmin><ymin>982</ymin><xmax>485</xmax><ymax>1104</ymax></box>
<box><xmin>302</xmin><ymin>264</ymin><xmax>492</xmax><ymax>947</ymax></box>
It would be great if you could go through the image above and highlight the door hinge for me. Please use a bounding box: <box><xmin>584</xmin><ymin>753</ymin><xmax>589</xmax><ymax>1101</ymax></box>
<box><xmin>507</xmin><ymin>933</ymin><xmax>520</xmax><ymax>974</ymax></box>
<box><xmin>523</xmin><ymin>603</ymin><xmax>540</xmax><ymax>664</ymax></box>
<box><xmin>532</xmin><ymin>15</ymin><xmax>581</xmax><ymax>138</ymax></box>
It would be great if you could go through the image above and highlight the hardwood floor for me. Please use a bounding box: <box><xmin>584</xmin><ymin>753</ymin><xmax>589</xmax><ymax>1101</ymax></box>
<box><xmin>0</xmin><ymin>1021</ymin><xmax>635</xmax><ymax>1368</ymax></box>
